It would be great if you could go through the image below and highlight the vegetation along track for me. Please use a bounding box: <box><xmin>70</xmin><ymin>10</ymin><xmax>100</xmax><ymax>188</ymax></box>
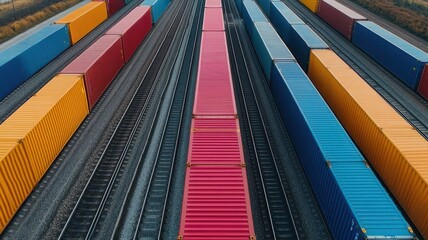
<box><xmin>224</xmin><ymin>0</ymin><xmax>330</xmax><ymax>239</ymax></box>
<box><xmin>57</xmin><ymin>0</ymin><xmax>196</xmax><ymax>238</ymax></box>
<box><xmin>282</xmin><ymin>0</ymin><xmax>428</xmax><ymax>140</ymax></box>
<box><xmin>110</xmin><ymin>0</ymin><xmax>202</xmax><ymax>239</ymax></box>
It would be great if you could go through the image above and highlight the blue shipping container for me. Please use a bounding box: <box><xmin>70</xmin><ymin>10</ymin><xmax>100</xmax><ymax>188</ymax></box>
<box><xmin>270</xmin><ymin>1</ymin><xmax>305</xmax><ymax>44</ymax></box>
<box><xmin>125</xmin><ymin>0</ymin><xmax>132</xmax><ymax>4</ymax></box>
<box><xmin>256</xmin><ymin>0</ymin><xmax>280</xmax><ymax>16</ymax></box>
<box><xmin>0</xmin><ymin>24</ymin><xmax>70</xmax><ymax>102</ymax></box>
<box><xmin>286</xmin><ymin>25</ymin><xmax>328</xmax><ymax>71</ymax></box>
<box><xmin>235</xmin><ymin>0</ymin><xmax>243</xmax><ymax>13</ymax></box>
<box><xmin>241</xmin><ymin>0</ymin><xmax>268</xmax><ymax>40</ymax></box>
<box><xmin>141</xmin><ymin>0</ymin><xmax>170</xmax><ymax>23</ymax></box>
<box><xmin>251</xmin><ymin>22</ymin><xmax>294</xmax><ymax>83</ymax></box>
<box><xmin>270</xmin><ymin>61</ymin><xmax>414</xmax><ymax>240</ymax></box>
<box><xmin>352</xmin><ymin>21</ymin><xmax>428</xmax><ymax>89</ymax></box>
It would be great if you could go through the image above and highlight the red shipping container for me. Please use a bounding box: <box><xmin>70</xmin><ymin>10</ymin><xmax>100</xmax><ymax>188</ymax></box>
<box><xmin>106</xmin><ymin>6</ymin><xmax>152</xmax><ymax>62</ymax></box>
<box><xmin>179</xmin><ymin>166</ymin><xmax>255</xmax><ymax>239</ymax></box>
<box><xmin>202</xmin><ymin>8</ymin><xmax>225</xmax><ymax>31</ymax></box>
<box><xmin>317</xmin><ymin>0</ymin><xmax>366</xmax><ymax>40</ymax></box>
<box><xmin>94</xmin><ymin>0</ymin><xmax>125</xmax><ymax>16</ymax></box>
<box><xmin>418</xmin><ymin>64</ymin><xmax>428</xmax><ymax>100</ymax></box>
<box><xmin>61</xmin><ymin>35</ymin><xmax>124</xmax><ymax>109</ymax></box>
<box><xmin>188</xmin><ymin>118</ymin><xmax>244</xmax><ymax>165</ymax></box>
<box><xmin>205</xmin><ymin>0</ymin><xmax>222</xmax><ymax>8</ymax></box>
<box><xmin>193</xmin><ymin>32</ymin><xmax>237</xmax><ymax>117</ymax></box>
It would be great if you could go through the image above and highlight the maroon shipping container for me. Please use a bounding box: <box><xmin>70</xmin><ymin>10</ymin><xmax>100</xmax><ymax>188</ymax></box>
<box><xmin>94</xmin><ymin>0</ymin><xmax>125</xmax><ymax>16</ymax></box>
<box><xmin>106</xmin><ymin>6</ymin><xmax>152</xmax><ymax>62</ymax></box>
<box><xmin>202</xmin><ymin>8</ymin><xmax>225</xmax><ymax>31</ymax></box>
<box><xmin>418</xmin><ymin>64</ymin><xmax>428</xmax><ymax>100</ymax></box>
<box><xmin>61</xmin><ymin>35</ymin><xmax>124</xmax><ymax>109</ymax></box>
<box><xmin>193</xmin><ymin>32</ymin><xmax>236</xmax><ymax>117</ymax></box>
<box><xmin>179</xmin><ymin>165</ymin><xmax>255</xmax><ymax>239</ymax></box>
<box><xmin>205</xmin><ymin>0</ymin><xmax>222</xmax><ymax>8</ymax></box>
<box><xmin>188</xmin><ymin>118</ymin><xmax>244</xmax><ymax>165</ymax></box>
<box><xmin>317</xmin><ymin>0</ymin><xmax>366</xmax><ymax>40</ymax></box>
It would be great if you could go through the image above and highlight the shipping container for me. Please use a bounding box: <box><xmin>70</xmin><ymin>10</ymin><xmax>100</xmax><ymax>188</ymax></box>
<box><xmin>241</xmin><ymin>0</ymin><xmax>268</xmax><ymax>39</ymax></box>
<box><xmin>0</xmin><ymin>75</ymin><xmax>88</xmax><ymax>233</ymax></box>
<box><xmin>271</xmin><ymin>61</ymin><xmax>414</xmax><ymax>240</ymax></box>
<box><xmin>0</xmin><ymin>24</ymin><xmax>70</xmax><ymax>102</ymax></box>
<box><xmin>256</xmin><ymin>0</ymin><xmax>280</xmax><ymax>16</ymax></box>
<box><xmin>93</xmin><ymin>0</ymin><xmax>125</xmax><ymax>16</ymax></box>
<box><xmin>193</xmin><ymin>32</ymin><xmax>236</xmax><ymax>117</ymax></box>
<box><xmin>141</xmin><ymin>0</ymin><xmax>170</xmax><ymax>23</ymax></box>
<box><xmin>188</xmin><ymin>119</ymin><xmax>244</xmax><ymax>165</ymax></box>
<box><xmin>0</xmin><ymin>140</ymin><xmax>36</xmax><ymax>233</ymax></box>
<box><xmin>270</xmin><ymin>2</ymin><xmax>305</xmax><ymax>45</ymax></box>
<box><xmin>251</xmin><ymin>22</ymin><xmax>294</xmax><ymax>83</ymax></box>
<box><xmin>317</xmin><ymin>0</ymin><xmax>366</xmax><ymax>40</ymax></box>
<box><xmin>202</xmin><ymin>8</ymin><xmax>225</xmax><ymax>31</ymax></box>
<box><xmin>417</xmin><ymin>64</ymin><xmax>428</xmax><ymax>100</ymax></box>
<box><xmin>55</xmin><ymin>2</ymin><xmax>108</xmax><ymax>44</ymax></box>
<box><xmin>125</xmin><ymin>0</ymin><xmax>132</xmax><ymax>4</ymax></box>
<box><xmin>282</xmin><ymin>24</ymin><xmax>328</xmax><ymax>71</ymax></box>
<box><xmin>106</xmin><ymin>6</ymin><xmax>152</xmax><ymax>62</ymax></box>
<box><xmin>179</xmin><ymin>165</ymin><xmax>255</xmax><ymax>239</ymax></box>
<box><xmin>352</xmin><ymin>21</ymin><xmax>428</xmax><ymax>89</ymax></box>
<box><xmin>308</xmin><ymin>49</ymin><xmax>428</xmax><ymax>239</ymax></box>
<box><xmin>61</xmin><ymin>35</ymin><xmax>124</xmax><ymax>109</ymax></box>
<box><xmin>299</xmin><ymin>0</ymin><xmax>319</xmax><ymax>13</ymax></box>
<box><xmin>205</xmin><ymin>0</ymin><xmax>221</xmax><ymax>8</ymax></box>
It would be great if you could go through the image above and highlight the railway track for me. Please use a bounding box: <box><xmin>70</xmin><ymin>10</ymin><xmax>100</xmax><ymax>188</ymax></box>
<box><xmin>282</xmin><ymin>0</ymin><xmax>428</xmax><ymax>140</ymax></box>
<box><xmin>0</xmin><ymin>0</ymin><xmax>144</xmax><ymax>123</ymax></box>
<box><xmin>110</xmin><ymin>0</ymin><xmax>202</xmax><ymax>239</ymax></box>
<box><xmin>57</xmin><ymin>0</ymin><xmax>196</xmax><ymax>238</ymax></box>
<box><xmin>223</xmin><ymin>0</ymin><xmax>327</xmax><ymax>239</ymax></box>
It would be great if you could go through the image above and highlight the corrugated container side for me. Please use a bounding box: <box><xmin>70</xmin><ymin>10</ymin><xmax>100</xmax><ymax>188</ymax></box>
<box><xmin>235</xmin><ymin>0</ymin><xmax>243</xmax><ymax>13</ymax></box>
<box><xmin>270</xmin><ymin>1</ymin><xmax>305</xmax><ymax>45</ymax></box>
<box><xmin>0</xmin><ymin>141</ymin><xmax>35</xmax><ymax>233</ymax></box>
<box><xmin>179</xmin><ymin>166</ymin><xmax>255</xmax><ymax>239</ymax></box>
<box><xmin>141</xmin><ymin>0</ymin><xmax>170</xmax><ymax>23</ymax></box>
<box><xmin>0</xmin><ymin>74</ymin><xmax>89</xmax><ymax>181</ymax></box>
<box><xmin>188</xmin><ymin>119</ymin><xmax>244</xmax><ymax>165</ymax></box>
<box><xmin>93</xmin><ymin>0</ymin><xmax>125</xmax><ymax>16</ymax></box>
<box><xmin>60</xmin><ymin>35</ymin><xmax>124</xmax><ymax>109</ymax></box>
<box><xmin>256</xmin><ymin>0</ymin><xmax>280</xmax><ymax>16</ymax></box>
<box><xmin>417</xmin><ymin>64</ymin><xmax>428</xmax><ymax>100</ymax></box>
<box><xmin>125</xmin><ymin>0</ymin><xmax>132</xmax><ymax>4</ymax></box>
<box><xmin>205</xmin><ymin>0</ymin><xmax>221</xmax><ymax>8</ymax></box>
<box><xmin>299</xmin><ymin>0</ymin><xmax>319</xmax><ymax>13</ymax></box>
<box><xmin>193</xmin><ymin>32</ymin><xmax>237</xmax><ymax>117</ymax></box>
<box><xmin>271</xmin><ymin>61</ymin><xmax>413</xmax><ymax>239</ymax></box>
<box><xmin>241</xmin><ymin>0</ymin><xmax>268</xmax><ymax>39</ymax></box>
<box><xmin>0</xmin><ymin>24</ymin><xmax>70</xmax><ymax>102</ymax></box>
<box><xmin>55</xmin><ymin>2</ymin><xmax>108</xmax><ymax>44</ymax></box>
<box><xmin>317</xmin><ymin>0</ymin><xmax>366</xmax><ymax>40</ymax></box>
<box><xmin>106</xmin><ymin>6</ymin><xmax>152</xmax><ymax>62</ymax></box>
<box><xmin>352</xmin><ymin>21</ymin><xmax>428</xmax><ymax>89</ymax></box>
<box><xmin>202</xmin><ymin>8</ymin><xmax>225</xmax><ymax>31</ymax></box>
<box><xmin>287</xmin><ymin>24</ymin><xmax>329</xmax><ymax>71</ymax></box>
<box><xmin>251</xmin><ymin>22</ymin><xmax>294</xmax><ymax>83</ymax></box>
<box><xmin>308</xmin><ymin>49</ymin><xmax>427</xmax><ymax>239</ymax></box>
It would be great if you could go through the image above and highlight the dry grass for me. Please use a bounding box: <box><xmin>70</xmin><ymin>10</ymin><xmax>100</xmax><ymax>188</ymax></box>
<box><xmin>350</xmin><ymin>0</ymin><xmax>428</xmax><ymax>41</ymax></box>
<box><xmin>0</xmin><ymin>0</ymin><xmax>83</xmax><ymax>43</ymax></box>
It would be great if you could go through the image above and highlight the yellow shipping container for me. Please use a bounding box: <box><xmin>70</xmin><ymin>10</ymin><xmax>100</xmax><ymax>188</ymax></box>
<box><xmin>299</xmin><ymin>0</ymin><xmax>319</xmax><ymax>13</ymax></box>
<box><xmin>308</xmin><ymin>49</ymin><xmax>428</xmax><ymax>238</ymax></box>
<box><xmin>0</xmin><ymin>74</ymin><xmax>88</xmax><ymax>232</ymax></box>
<box><xmin>0</xmin><ymin>141</ymin><xmax>35</xmax><ymax>233</ymax></box>
<box><xmin>55</xmin><ymin>2</ymin><xmax>107</xmax><ymax>44</ymax></box>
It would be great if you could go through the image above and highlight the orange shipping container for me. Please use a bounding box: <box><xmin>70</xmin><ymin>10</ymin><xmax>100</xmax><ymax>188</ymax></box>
<box><xmin>308</xmin><ymin>49</ymin><xmax>428</xmax><ymax>238</ymax></box>
<box><xmin>0</xmin><ymin>74</ymin><xmax>88</xmax><ymax>232</ymax></box>
<box><xmin>55</xmin><ymin>2</ymin><xmax>108</xmax><ymax>44</ymax></box>
<box><xmin>299</xmin><ymin>0</ymin><xmax>319</xmax><ymax>13</ymax></box>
